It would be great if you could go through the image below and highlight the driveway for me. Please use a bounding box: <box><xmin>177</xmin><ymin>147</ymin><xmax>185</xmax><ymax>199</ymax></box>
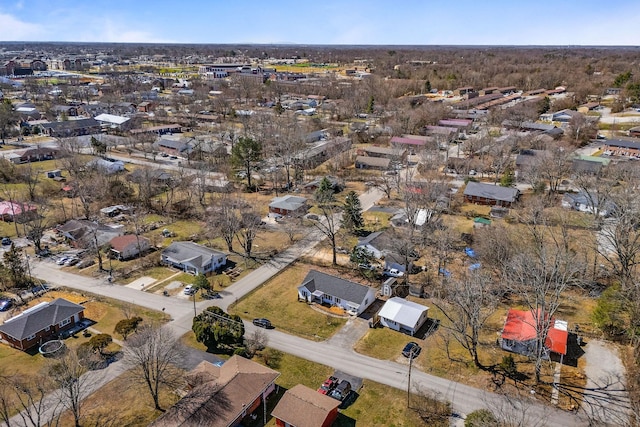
<box><xmin>326</xmin><ymin>317</ymin><xmax>369</xmax><ymax>348</ymax></box>
<box><xmin>581</xmin><ymin>340</ymin><xmax>630</xmax><ymax>425</ymax></box>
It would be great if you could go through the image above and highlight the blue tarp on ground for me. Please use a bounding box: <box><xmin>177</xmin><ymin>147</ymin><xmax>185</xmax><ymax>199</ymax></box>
<box><xmin>465</xmin><ymin>247</ymin><xmax>477</xmax><ymax>258</ymax></box>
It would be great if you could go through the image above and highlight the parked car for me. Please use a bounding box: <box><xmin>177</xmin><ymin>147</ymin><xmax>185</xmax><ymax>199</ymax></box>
<box><xmin>202</xmin><ymin>291</ymin><xmax>222</xmax><ymax>299</ymax></box>
<box><xmin>0</xmin><ymin>298</ymin><xmax>13</xmax><ymax>311</ymax></box>
<box><xmin>65</xmin><ymin>257</ymin><xmax>79</xmax><ymax>266</ymax></box>
<box><xmin>383</xmin><ymin>268</ymin><xmax>404</xmax><ymax>278</ymax></box>
<box><xmin>252</xmin><ymin>318</ymin><xmax>272</xmax><ymax>329</ymax></box>
<box><xmin>56</xmin><ymin>256</ymin><xmax>70</xmax><ymax>265</ymax></box>
<box><xmin>1</xmin><ymin>237</ymin><xmax>11</xmax><ymax>246</ymax></box>
<box><xmin>183</xmin><ymin>285</ymin><xmax>195</xmax><ymax>295</ymax></box>
<box><xmin>76</xmin><ymin>258</ymin><xmax>95</xmax><ymax>269</ymax></box>
<box><xmin>329</xmin><ymin>380</ymin><xmax>351</xmax><ymax>401</ymax></box>
<box><xmin>402</xmin><ymin>341</ymin><xmax>422</xmax><ymax>359</ymax></box>
<box><xmin>317</xmin><ymin>376</ymin><xmax>338</xmax><ymax>395</ymax></box>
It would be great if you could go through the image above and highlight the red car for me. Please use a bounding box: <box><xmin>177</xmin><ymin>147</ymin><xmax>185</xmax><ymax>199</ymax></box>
<box><xmin>317</xmin><ymin>376</ymin><xmax>338</xmax><ymax>395</ymax></box>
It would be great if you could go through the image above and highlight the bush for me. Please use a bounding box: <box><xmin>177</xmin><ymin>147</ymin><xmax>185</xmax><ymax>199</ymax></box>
<box><xmin>464</xmin><ymin>409</ymin><xmax>497</xmax><ymax>427</ymax></box>
<box><xmin>115</xmin><ymin>316</ymin><xmax>143</xmax><ymax>340</ymax></box>
<box><xmin>233</xmin><ymin>347</ymin><xmax>248</xmax><ymax>357</ymax></box>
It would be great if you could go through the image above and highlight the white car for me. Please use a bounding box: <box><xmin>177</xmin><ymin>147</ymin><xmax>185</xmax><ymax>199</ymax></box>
<box><xmin>183</xmin><ymin>285</ymin><xmax>195</xmax><ymax>295</ymax></box>
<box><xmin>56</xmin><ymin>256</ymin><xmax>70</xmax><ymax>265</ymax></box>
<box><xmin>383</xmin><ymin>268</ymin><xmax>404</xmax><ymax>278</ymax></box>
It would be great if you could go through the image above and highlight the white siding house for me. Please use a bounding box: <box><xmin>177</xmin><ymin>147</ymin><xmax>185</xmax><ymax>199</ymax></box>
<box><xmin>377</xmin><ymin>297</ymin><xmax>429</xmax><ymax>336</ymax></box>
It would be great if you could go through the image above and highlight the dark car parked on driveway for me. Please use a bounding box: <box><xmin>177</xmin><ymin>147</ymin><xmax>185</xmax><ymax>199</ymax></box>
<box><xmin>252</xmin><ymin>318</ymin><xmax>272</xmax><ymax>329</ymax></box>
<box><xmin>0</xmin><ymin>298</ymin><xmax>13</xmax><ymax>311</ymax></box>
<box><xmin>329</xmin><ymin>380</ymin><xmax>351</xmax><ymax>401</ymax></box>
<box><xmin>402</xmin><ymin>341</ymin><xmax>422</xmax><ymax>359</ymax></box>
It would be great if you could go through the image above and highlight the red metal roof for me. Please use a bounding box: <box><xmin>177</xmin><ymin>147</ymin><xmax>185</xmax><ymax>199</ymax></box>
<box><xmin>501</xmin><ymin>309</ymin><xmax>568</xmax><ymax>355</ymax></box>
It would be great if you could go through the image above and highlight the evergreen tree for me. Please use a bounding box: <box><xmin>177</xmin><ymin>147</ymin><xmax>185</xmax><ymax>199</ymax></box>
<box><xmin>231</xmin><ymin>136</ymin><xmax>262</xmax><ymax>190</ymax></box>
<box><xmin>366</xmin><ymin>95</ymin><xmax>375</xmax><ymax>114</ymax></box>
<box><xmin>192</xmin><ymin>306</ymin><xmax>245</xmax><ymax>351</ymax></box>
<box><xmin>2</xmin><ymin>243</ymin><xmax>30</xmax><ymax>293</ymax></box>
<box><xmin>342</xmin><ymin>190</ymin><xmax>364</xmax><ymax>232</ymax></box>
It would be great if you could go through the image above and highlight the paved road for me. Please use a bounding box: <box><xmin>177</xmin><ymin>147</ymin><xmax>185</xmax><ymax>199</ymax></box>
<box><xmin>19</xmin><ymin>187</ymin><xmax>593</xmax><ymax>426</ymax></box>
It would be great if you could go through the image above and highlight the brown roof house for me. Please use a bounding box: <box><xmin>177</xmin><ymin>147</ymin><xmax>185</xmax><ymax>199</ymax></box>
<box><xmin>150</xmin><ymin>355</ymin><xmax>280</xmax><ymax>427</ymax></box>
<box><xmin>271</xmin><ymin>384</ymin><xmax>340</xmax><ymax>427</ymax></box>
<box><xmin>109</xmin><ymin>234</ymin><xmax>151</xmax><ymax>261</ymax></box>
<box><xmin>0</xmin><ymin>298</ymin><xmax>85</xmax><ymax>351</ymax></box>
<box><xmin>463</xmin><ymin>181</ymin><xmax>520</xmax><ymax>207</ymax></box>
<box><xmin>354</xmin><ymin>155</ymin><xmax>390</xmax><ymax>170</ymax></box>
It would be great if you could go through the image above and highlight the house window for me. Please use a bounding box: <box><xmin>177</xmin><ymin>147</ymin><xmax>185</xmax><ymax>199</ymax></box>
<box><xmin>59</xmin><ymin>318</ymin><xmax>71</xmax><ymax>327</ymax></box>
<box><xmin>326</xmin><ymin>295</ymin><xmax>332</xmax><ymax>301</ymax></box>
<box><xmin>335</xmin><ymin>298</ymin><xmax>341</xmax><ymax>304</ymax></box>
<box><xmin>27</xmin><ymin>334</ymin><xmax>36</xmax><ymax>341</ymax></box>
<box><xmin>364</xmin><ymin>298</ymin><xmax>368</xmax><ymax>305</ymax></box>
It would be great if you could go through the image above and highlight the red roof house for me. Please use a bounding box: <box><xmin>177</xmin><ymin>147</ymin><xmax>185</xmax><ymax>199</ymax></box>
<box><xmin>500</xmin><ymin>308</ymin><xmax>568</xmax><ymax>358</ymax></box>
<box><xmin>0</xmin><ymin>201</ymin><xmax>37</xmax><ymax>222</ymax></box>
<box><xmin>109</xmin><ymin>234</ymin><xmax>150</xmax><ymax>260</ymax></box>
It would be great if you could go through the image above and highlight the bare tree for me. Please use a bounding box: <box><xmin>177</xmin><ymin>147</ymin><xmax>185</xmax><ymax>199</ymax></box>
<box><xmin>235</xmin><ymin>209</ymin><xmax>263</xmax><ymax>261</ymax></box>
<box><xmin>8</xmin><ymin>374</ymin><xmax>61</xmax><ymax>427</ymax></box>
<box><xmin>486</xmin><ymin>391</ymin><xmax>551</xmax><ymax>427</ymax></box>
<box><xmin>206</xmin><ymin>195</ymin><xmax>244</xmax><ymax>252</ymax></box>
<box><xmin>122</xmin><ymin>324</ymin><xmax>186</xmax><ymax>411</ymax></box>
<box><xmin>48</xmin><ymin>350</ymin><xmax>93</xmax><ymax>427</ymax></box>
<box><xmin>434</xmin><ymin>272</ymin><xmax>497</xmax><ymax>368</ymax></box>
<box><xmin>245</xmin><ymin>330</ymin><xmax>269</xmax><ymax>357</ymax></box>
<box><xmin>312</xmin><ymin>177</ymin><xmax>341</xmax><ymax>266</ymax></box>
<box><xmin>24</xmin><ymin>202</ymin><xmax>50</xmax><ymax>253</ymax></box>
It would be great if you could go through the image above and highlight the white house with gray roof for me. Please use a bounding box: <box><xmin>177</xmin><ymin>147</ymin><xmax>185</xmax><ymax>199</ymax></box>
<box><xmin>161</xmin><ymin>241</ymin><xmax>227</xmax><ymax>275</ymax></box>
<box><xmin>377</xmin><ymin>297</ymin><xmax>429</xmax><ymax>336</ymax></box>
<box><xmin>297</xmin><ymin>270</ymin><xmax>376</xmax><ymax>316</ymax></box>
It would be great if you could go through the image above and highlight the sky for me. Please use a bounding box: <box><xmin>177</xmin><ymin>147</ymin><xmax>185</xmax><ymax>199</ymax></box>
<box><xmin>1</xmin><ymin>0</ymin><xmax>639</xmax><ymax>46</ymax></box>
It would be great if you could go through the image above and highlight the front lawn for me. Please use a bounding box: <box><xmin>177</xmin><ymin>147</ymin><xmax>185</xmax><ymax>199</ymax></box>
<box><xmin>229</xmin><ymin>263</ymin><xmax>347</xmax><ymax>340</ymax></box>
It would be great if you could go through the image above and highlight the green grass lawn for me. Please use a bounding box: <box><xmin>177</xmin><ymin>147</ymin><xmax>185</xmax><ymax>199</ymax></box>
<box><xmin>229</xmin><ymin>263</ymin><xmax>347</xmax><ymax>340</ymax></box>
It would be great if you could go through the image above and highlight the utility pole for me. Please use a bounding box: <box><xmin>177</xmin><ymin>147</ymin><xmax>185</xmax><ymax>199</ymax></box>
<box><xmin>407</xmin><ymin>350</ymin><xmax>413</xmax><ymax>408</ymax></box>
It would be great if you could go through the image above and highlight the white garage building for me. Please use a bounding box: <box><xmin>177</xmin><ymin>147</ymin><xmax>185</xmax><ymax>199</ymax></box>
<box><xmin>377</xmin><ymin>297</ymin><xmax>429</xmax><ymax>336</ymax></box>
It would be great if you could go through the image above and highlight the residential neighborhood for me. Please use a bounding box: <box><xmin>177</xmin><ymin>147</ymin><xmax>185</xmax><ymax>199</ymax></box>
<box><xmin>0</xmin><ymin>40</ymin><xmax>639</xmax><ymax>427</ymax></box>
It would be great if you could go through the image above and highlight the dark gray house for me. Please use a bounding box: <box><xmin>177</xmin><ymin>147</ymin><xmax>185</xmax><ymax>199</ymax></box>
<box><xmin>297</xmin><ymin>270</ymin><xmax>376</xmax><ymax>316</ymax></box>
